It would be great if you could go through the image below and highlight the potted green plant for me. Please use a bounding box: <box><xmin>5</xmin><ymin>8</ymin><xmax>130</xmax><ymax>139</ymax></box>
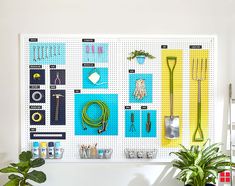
<box><xmin>127</xmin><ymin>50</ymin><xmax>155</xmax><ymax>64</ymax></box>
<box><xmin>0</xmin><ymin>151</ymin><xmax>46</xmax><ymax>186</ymax></box>
<box><xmin>170</xmin><ymin>140</ymin><xmax>232</xmax><ymax>186</ymax></box>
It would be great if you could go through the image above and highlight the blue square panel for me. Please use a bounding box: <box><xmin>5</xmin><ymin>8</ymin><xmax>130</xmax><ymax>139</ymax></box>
<box><xmin>75</xmin><ymin>94</ymin><xmax>118</xmax><ymax>136</ymax></box>
<box><xmin>82</xmin><ymin>43</ymin><xmax>108</xmax><ymax>63</ymax></box>
<box><xmin>29</xmin><ymin>42</ymin><xmax>65</xmax><ymax>65</ymax></box>
<box><xmin>82</xmin><ymin>68</ymin><xmax>108</xmax><ymax>89</ymax></box>
<box><xmin>129</xmin><ymin>74</ymin><xmax>153</xmax><ymax>103</ymax></box>
<box><xmin>141</xmin><ymin>110</ymin><xmax>157</xmax><ymax>138</ymax></box>
<box><xmin>125</xmin><ymin>110</ymin><xmax>140</xmax><ymax>137</ymax></box>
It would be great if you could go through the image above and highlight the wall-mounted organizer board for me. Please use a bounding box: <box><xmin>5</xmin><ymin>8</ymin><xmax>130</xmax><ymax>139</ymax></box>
<box><xmin>21</xmin><ymin>35</ymin><xmax>216</xmax><ymax>162</ymax></box>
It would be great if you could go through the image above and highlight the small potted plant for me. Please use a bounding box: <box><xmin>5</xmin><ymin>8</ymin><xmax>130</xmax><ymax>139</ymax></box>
<box><xmin>127</xmin><ymin>50</ymin><xmax>155</xmax><ymax>64</ymax></box>
<box><xmin>0</xmin><ymin>151</ymin><xmax>46</xmax><ymax>186</ymax></box>
<box><xmin>170</xmin><ymin>140</ymin><xmax>232</xmax><ymax>186</ymax></box>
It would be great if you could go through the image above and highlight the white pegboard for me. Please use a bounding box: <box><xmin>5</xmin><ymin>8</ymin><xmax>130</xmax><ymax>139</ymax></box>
<box><xmin>20</xmin><ymin>35</ymin><xmax>216</xmax><ymax>162</ymax></box>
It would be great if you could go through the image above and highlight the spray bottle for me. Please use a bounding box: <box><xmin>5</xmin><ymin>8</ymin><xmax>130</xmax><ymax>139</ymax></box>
<box><xmin>48</xmin><ymin>142</ymin><xmax>55</xmax><ymax>159</ymax></box>
<box><xmin>32</xmin><ymin>141</ymin><xmax>40</xmax><ymax>159</ymax></box>
<box><xmin>40</xmin><ymin>142</ymin><xmax>47</xmax><ymax>159</ymax></box>
<box><xmin>55</xmin><ymin>142</ymin><xmax>62</xmax><ymax>159</ymax></box>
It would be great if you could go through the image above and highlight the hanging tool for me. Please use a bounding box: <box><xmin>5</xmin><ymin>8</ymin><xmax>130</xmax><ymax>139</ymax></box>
<box><xmin>82</xmin><ymin>100</ymin><xmax>110</xmax><ymax>134</ymax></box>
<box><xmin>146</xmin><ymin>112</ymin><xmax>151</xmax><ymax>132</ymax></box>
<box><xmin>192</xmin><ymin>58</ymin><xmax>207</xmax><ymax>142</ymax></box>
<box><xmin>53</xmin><ymin>94</ymin><xmax>64</xmax><ymax>121</ymax></box>
<box><xmin>129</xmin><ymin>113</ymin><xmax>136</xmax><ymax>132</ymax></box>
<box><xmin>37</xmin><ymin>46</ymin><xmax>40</xmax><ymax>61</ymax></box>
<box><xmin>86</xmin><ymin>45</ymin><xmax>90</xmax><ymax>61</ymax></box>
<box><xmin>58</xmin><ymin>45</ymin><xmax>61</xmax><ymax>55</ymax></box>
<box><xmin>54</xmin><ymin>72</ymin><xmax>62</xmax><ymax>85</ymax></box>
<box><xmin>165</xmin><ymin>56</ymin><xmax>180</xmax><ymax>139</ymax></box>
<box><xmin>133</xmin><ymin>79</ymin><xmax>147</xmax><ymax>100</ymax></box>
<box><xmin>45</xmin><ymin>46</ymin><xmax>48</xmax><ymax>59</ymax></box>
<box><xmin>50</xmin><ymin>46</ymin><xmax>52</xmax><ymax>58</ymax></box>
<box><xmin>54</xmin><ymin>46</ymin><xmax>57</xmax><ymax>56</ymax></box>
<box><xmin>98</xmin><ymin>46</ymin><xmax>103</xmax><ymax>56</ymax></box>
<box><xmin>41</xmin><ymin>46</ymin><xmax>44</xmax><ymax>60</ymax></box>
<box><xmin>91</xmin><ymin>45</ymin><xmax>95</xmax><ymax>54</ymax></box>
<box><xmin>33</xmin><ymin>46</ymin><xmax>37</xmax><ymax>62</ymax></box>
<box><xmin>92</xmin><ymin>45</ymin><xmax>95</xmax><ymax>60</ymax></box>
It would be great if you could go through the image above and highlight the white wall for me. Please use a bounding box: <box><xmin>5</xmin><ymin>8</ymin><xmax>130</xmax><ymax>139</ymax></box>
<box><xmin>0</xmin><ymin>0</ymin><xmax>234</xmax><ymax>185</ymax></box>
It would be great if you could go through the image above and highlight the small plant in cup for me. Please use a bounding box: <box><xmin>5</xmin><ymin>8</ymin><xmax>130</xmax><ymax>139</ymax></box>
<box><xmin>127</xmin><ymin>50</ymin><xmax>155</xmax><ymax>64</ymax></box>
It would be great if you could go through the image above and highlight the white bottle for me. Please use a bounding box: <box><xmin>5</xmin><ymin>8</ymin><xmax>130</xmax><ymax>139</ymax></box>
<box><xmin>40</xmin><ymin>142</ymin><xmax>47</xmax><ymax>159</ymax></box>
<box><xmin>48</xmin><ymin>142</ymin><xmax>55</xmax><ymax>159</ymax></box>
<box><xmin>55</xmin><ymin>142</ymin><xmax>62</xmax><ymax>159</ymax></box>
<box><xmin>32</xmin><ymin>142</ymin><xmax>40</xmax><ymax>159</ymax></box>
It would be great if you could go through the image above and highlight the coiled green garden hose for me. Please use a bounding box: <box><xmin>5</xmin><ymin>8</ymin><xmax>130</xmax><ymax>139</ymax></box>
<box><xmin>82</xmin><ymin>100</ymin><xmax>110</xmax><ymax>134</ymax></box>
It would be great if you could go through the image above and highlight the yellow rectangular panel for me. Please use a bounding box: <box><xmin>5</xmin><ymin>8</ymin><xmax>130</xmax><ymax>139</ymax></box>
<box><xmin>190</xmin><ymin>50</ymin><xmax>209</xmax><ymax>145</ymax></box>
<box><xmin>161</xmin><ymin>50</ymin><xmax>183</xmax><ymax>148</ymax></box>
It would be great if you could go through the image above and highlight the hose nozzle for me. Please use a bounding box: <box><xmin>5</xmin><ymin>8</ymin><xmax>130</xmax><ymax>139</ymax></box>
<box><xmin>98</xmin><ymin>121</ymin><xmax>107</xmax><ymax>134</ymax></box>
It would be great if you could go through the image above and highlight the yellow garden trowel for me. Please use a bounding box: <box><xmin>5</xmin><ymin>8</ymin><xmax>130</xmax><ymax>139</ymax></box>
<box><xmin>165</xmin><ymin>56</ymin><xmax>180</xmax><ymax>139</ymax></box>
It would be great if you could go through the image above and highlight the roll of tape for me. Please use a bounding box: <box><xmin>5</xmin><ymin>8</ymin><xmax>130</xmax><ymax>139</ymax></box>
<box><xmin>31</xmin><ymin>112</ymin><xmax>42</xmax><ymax>122</ymax></box>
<box><xmin>33</xmin><ymin>73</ymin><xmax>41</xmax><ymax>80</ymax></box>
<box><xmin>32</xmin><ymin>91</ymin><xmax>43</xmax><ymax>102</ymax></box>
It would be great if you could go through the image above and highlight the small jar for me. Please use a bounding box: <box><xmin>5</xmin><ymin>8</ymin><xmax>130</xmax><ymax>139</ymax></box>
<box><xmin>98</xmin><ymin>149</ymin><xmax>104</xmax><ymax>159</ymax></box>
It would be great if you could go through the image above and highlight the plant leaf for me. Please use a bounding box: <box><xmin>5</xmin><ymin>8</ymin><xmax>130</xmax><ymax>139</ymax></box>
<box><xmin>10</xmin><ymin>163</ymin><xmax>17</xmax><ymax>167</ymax></box>
<box><xmin>195</xmin><ymin>151</ymin><xmax>202</xmax><ymax>165</ymax></box>
<box><xmin>27</xmin><ymin>170</ymin><xmax>46</xmax><ymax>183</ymax></box>
<box><xmin>205</xmin><ymin>169</ymin><xmax>217</xmax><ymax>178</ymax></box>
<box><xmin>16</xmin><ymin>161</ymin><xmax>30</xmax><ymax>172</ymax></box>
<box><xmin>3</xmin><ymin>178</ymin><xmax>20</xmax><ymax>186</ymax></box>
<box><xmin>0</xmin><ymin>167</ymin><xmax>19</xmax><ymax>173</ymax></box>
<box><xmin>19</xmin><ymin>151</ymin><xmax>32</xmax><ymax>162</ymax></box>
<box><xmin>179</xmin><ymin>144</ymin><xmax>188</xmax><ymax>152</ymax></box>
<box><xmin>19</xmin><ymin>180</ymin><xmax>26</xmax><ymax>186</ymax></box>
<box><xmin>195</xmin><ymin>165</ymin><xmax>204</xmax><ymax>180</ymax></box>
<box><xmin>30</xmin><ymin>158</ymin><xmax>45</xmax><ymax>168</ymax></box>
<box><xmin>8</xmin><ymin>174</ymin><xmax>23</xmax><ymax>180</ymax></box>
<box><xmin>202</xmin><ymin>143</ymin><xmax>221</xmax><ymax>157</ymax></box>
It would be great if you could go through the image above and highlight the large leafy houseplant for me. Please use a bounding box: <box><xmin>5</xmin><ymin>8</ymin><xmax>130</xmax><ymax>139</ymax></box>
<box><xmin>0</xmin><ymin>151</ymin><xmax>46</xmax><ymax>186</ymax></box>
<box><xmin>170</xmin><ymin>140</ymin><xmax>232</xmax><ymax>186</ymax></box>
